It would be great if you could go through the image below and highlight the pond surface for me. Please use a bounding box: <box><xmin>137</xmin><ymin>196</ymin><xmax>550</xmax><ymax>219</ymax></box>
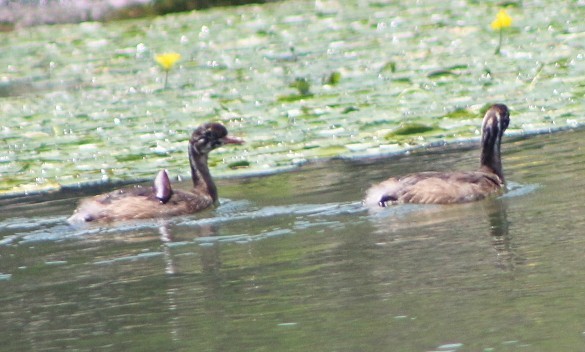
<box><xmin>2</xmin><ymin>127</ymin><xmax>585</xmax><ymax>351</ymax></box>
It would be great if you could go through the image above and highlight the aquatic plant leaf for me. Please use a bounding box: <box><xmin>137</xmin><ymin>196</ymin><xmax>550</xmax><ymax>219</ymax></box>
<box><xmin>290</xmin><ymin>77</ymin><xmax>312</xmax><ymax>96</ymax></box>
<box><xmin>442</xmin><ymin>108</ymin><xmax>473</xmax><ymax>119</ymax></box>
<box><xmin>427</xmin><ymin>70</ymin><xmax>459</xmax><ymax>78</ymax></box>
<box><xmin>228</xmin><ymin>160</ymin><xmax>251</xmax><ymax>169</ymax></box>
<box><xmin>380</xmin><ymin>61</ymin><xmax>397</xmax><ymax>73</ymax></box>
<box><xmin>324</xmin><ymin>71</ymin><xmax>342</xmax><ymax>85</ymax></box>
<box><xmin>384</xmin><ymin>123</ymin><xmax>437</xmax><ymax>139</ymax></box>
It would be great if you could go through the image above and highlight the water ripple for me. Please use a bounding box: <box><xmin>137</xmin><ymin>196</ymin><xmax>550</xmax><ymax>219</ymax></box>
<box><xmin>0</xmin><ymin>200</ymin><xmax>367</xmax><ymax>246</ymax></box>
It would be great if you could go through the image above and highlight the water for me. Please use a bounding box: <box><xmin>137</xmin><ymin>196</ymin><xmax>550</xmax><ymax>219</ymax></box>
<box><xmin>1</xmin><ymin>128</ymin><xmax>585</xmax><ymax>351</ymax></box>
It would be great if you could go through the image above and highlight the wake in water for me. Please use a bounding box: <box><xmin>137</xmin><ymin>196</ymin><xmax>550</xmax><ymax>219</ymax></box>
<box><xmin>0</xmin><ymin>182</ymin><xmax>538</xmax><ymax>247</ymax></box>
<box><xmin>0</xmin><ymin>199</ymin><xmax>366</xmax><ymax>246</ymax></box>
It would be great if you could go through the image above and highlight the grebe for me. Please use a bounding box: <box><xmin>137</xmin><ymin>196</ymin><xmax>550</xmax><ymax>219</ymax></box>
<box><xmin>68</xmin><ymin>122</ymin><xmax>243</xmax><ymax>224</ymax></box>
<box><xmin>364</xmin><ymin>104</ymin><xmax>510</xmax><ymax>207</ymax></box>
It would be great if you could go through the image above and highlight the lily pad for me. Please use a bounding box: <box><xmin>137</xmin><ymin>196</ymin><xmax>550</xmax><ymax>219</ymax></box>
<box><xmin>442</xmin><ymin>108</ymin><xmax>474</xmax><ymax>119</ymax></box>
<box><xmin>385</xmin><ymin>123</ymin><xmax>437</xmax><ymax>137</ymax></box>
<box><xmin>277</xmin><ymin>93</ymin><xmax>314</xmax><ymax>102</ymax></box>
<box><xmin>380</xmin><ymin>61</ymin><xmax>397</xmax><ymax>73</ymax></box>
<box><xmin>324</xmin><ymin>71</ymin><xmax>342</xmax><ymax>85</ymax></box>
<box><xmin>427</xmin><ymin>70</ymin><xmax>459</xmax><ymax>78</ymax></box>
<box><xmin>228</xmin><ymin>160</ymin><xmax>251</xmax><ymax>169</ymax></box>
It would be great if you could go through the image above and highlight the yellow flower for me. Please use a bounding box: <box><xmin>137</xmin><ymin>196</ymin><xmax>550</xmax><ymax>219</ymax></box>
<box><xmin>155</xmin><ymin>52</ymin><xmax>182</xmax><ymax>71</ymax></box>
<box><xmin>491</xmin><ymin>9</ymin><xmax>512</xmax><ymax>31</ymax></box>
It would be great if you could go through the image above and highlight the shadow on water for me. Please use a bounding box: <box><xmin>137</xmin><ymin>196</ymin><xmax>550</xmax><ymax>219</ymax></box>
<box><xmin>367</xmin><ymin>196</ymin><xmax>524</xmax><ymax>272</ymax></box>
<box><xmin>3</xmin><ymin>129</ymin><xmax>585</xmax><ymax>351</ymax></box>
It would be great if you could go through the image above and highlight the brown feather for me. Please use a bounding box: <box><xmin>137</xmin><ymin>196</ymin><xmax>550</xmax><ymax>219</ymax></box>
<box><xmin>365</xmin><ymin>171</ymin><xmax>503</xmax><ymax>206</ymax></box>
<box><xmin>69</xmin><ymin>187</ymin><xmax>214</xmax><ymax>223</ymax></box>
<box><xmin>68</xmin><ymin>122</ymin><xmax>243</xmax><ymax>225</ymax></box>
<box><xmin>365</xmin><ymin>104</ymin><xmax>509</xmax><ymax>207</ymax></box>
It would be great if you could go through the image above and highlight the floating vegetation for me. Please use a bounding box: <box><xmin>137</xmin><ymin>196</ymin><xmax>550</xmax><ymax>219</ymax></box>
<box><xmin>228</xmin><ymin>160</ymin><xmax>251</xmax><ymax>169</ymax></box>
<box><xmin>0</xmin><ymin>0</ymin><xmax>583</xmax><ymax>195</ymax></box>
<box><xmin>342</xmin><ymin>106</ymin><xmax>359</xmax><ymax>114</ymax></box>
<box><xmin>427</xmin><ymin>64</ymin><xmax>469</xmax><ymax>78</ymax></box>
<box><xmin>324</xmin><ymin>71</ymin><xmax>342</xmax><ymax>85</ymax></box>
<box><xmin>427</xmin><ymin>70</ymin><xmax>459</xmax><ymax>79</ymax></box>
<box><xmin>379</xmin><ymin>61</ymin><xmax>397</xmax><ymax>74</ymax></box>
<box><xmin>290</xmin><ymin>77</ymin><xmax>312</xmax><ymax>96</ymax></box>
<box><xmin>385</xmin><ymin>123</ymin><xmax>438</xmax><ymax>138</ymax></box>
<box><xmin>441</xmin><ymin>108</ymin><xmax>474</xmax><ymax>120</ymax></box>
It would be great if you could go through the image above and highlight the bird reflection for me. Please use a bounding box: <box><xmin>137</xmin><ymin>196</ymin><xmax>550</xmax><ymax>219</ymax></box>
<box><xmin>158</xmin><ymin>222</ymin><xmax>225</xmax><ymax>345</ymax></box>
<box><xmin>485</xmin><ymin>199</ymin><xmax>522</xmax><ymax>271</ymax></box>
<box><xmin>367</xmin><ymin>197</ymin><xmax>520</xmax><ymax>271</ymax></box>
<box><xmin>158</xmin><ymin>222</ymin><xmax>223</xmax><ymax>276</ymax></box>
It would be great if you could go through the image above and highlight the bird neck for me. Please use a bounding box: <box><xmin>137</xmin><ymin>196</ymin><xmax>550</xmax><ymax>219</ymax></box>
<box><xmin>188</xmin><ymin>146</ymin><xmax>218</xmax><ymax>203</ymax></box>
<box><xmin>479</xmin><ymin>129</ymin><xmax>504</xmax><ymax>182</ymax></box>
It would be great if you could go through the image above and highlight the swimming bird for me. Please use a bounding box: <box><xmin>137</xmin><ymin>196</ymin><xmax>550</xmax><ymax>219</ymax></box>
<box><xmin>364</xmin><ymin>104</ymin><xmax>510</xmax><ymax>207</ymax></box>
<box><xmin>68</xmin><ymin>122</ymin><xmax>243</xmax><ymax>224</ymax></box>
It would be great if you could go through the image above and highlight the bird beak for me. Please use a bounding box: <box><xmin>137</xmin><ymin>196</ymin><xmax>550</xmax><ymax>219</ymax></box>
<box><xmin>221</xmin><ymin>136</ymin><xmax>244</xmax><ymax>145</ymax></box>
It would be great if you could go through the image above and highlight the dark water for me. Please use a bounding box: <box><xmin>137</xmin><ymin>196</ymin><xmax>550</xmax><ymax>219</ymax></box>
<box><xmin>2</xmin><ymin>129</ymin><xmax>585</xmax><ymax>351</ymax></box>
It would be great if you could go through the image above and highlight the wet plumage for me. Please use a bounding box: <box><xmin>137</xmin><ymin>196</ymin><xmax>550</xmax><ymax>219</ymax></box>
<box><xmin>68</xmin><ymin>123</ymin><xmax>243</xmax><ymax>224</ymax></box>
<box><xmin>364</xmin><ymin>104</ymin><xmax>510</xmax><ymax>207</ymax></box>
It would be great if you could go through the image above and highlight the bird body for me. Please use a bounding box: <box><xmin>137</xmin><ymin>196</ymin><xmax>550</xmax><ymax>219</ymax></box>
<box><xmin>365</xmin><ymin>104</ymin><xmax>510</xmax><ymax>207</ymax></box>
<box><xmin>68</xmin><ymin>176</ymin><xmax>215</xmax><ymax>223</ymax></box>
<box><xmin>68</xmin><ymin>123</ymin><xmax>243</xmax><ymax>224</ymax></box>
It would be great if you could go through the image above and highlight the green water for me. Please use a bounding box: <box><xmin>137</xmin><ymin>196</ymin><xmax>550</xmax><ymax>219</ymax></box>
<box><xmin>1</xmin><ymin>128</ymin><xmax>585</xmax><ymax>351</ymax></box>
<box><xmin>1</xmin><ymin>0</ymin><xmax>585</xmax><ymax>194</ymax></box>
